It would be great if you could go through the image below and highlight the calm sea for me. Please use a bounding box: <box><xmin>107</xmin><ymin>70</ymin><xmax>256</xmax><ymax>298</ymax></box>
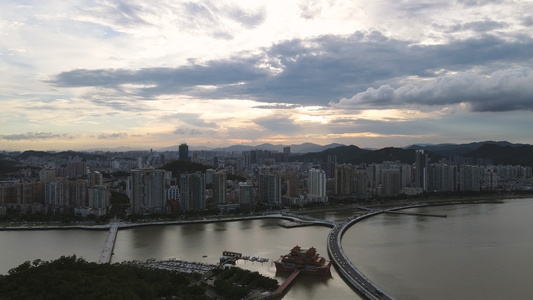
<box><xmin>1</xmin><ymin>198</ymin><xmax>532</xmax><ymax>299</ymax></box>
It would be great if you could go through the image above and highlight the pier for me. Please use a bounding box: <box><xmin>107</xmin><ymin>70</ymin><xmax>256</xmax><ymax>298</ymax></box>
<box><xmin>275</xmin><ymin>270</ymin><xmax>301</xmax><ymax>294</ymax></box>
<box><xmin>260</xmin><ymin>270</ymin><xmax>302</xmax><ymax>299</ymax></box>
<box><xmin>98</xmin><ymin>223</ymin><xmax>118</xmax><ymax>264</ymax></box>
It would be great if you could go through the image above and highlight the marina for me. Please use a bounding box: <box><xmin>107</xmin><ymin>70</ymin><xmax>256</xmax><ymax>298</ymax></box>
<box><xmin>123</xmin><ymin>258</ymin><xmax>217</xmax><ymax>274</ymax></box>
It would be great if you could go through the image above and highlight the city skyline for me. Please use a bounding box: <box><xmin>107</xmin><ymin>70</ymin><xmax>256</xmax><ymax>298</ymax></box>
<box><xmin>2</xmin><ymin>0</ymin><xmax>533</xmax><ymax>151</ymax></box>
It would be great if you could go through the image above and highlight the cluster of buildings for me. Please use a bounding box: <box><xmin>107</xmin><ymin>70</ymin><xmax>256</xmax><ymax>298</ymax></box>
<box><xmin>1</xmin><ymin>145</ymin><xmax>533</xmax><ymax>217</ymax></box>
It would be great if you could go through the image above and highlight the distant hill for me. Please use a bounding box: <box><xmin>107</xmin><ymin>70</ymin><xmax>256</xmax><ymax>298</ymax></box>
<box><xmin>161</xmin><ymin>160</ymin><xmax>209</xmax><ymax>176</ymax></box>
<box><xmin>0</xmin><ymin>159</ymin><xmax>19</xmax><ymax>174</ymax></box>
<box><xmin>406</xmin><ymin>141</ymin><xmax>526</xmax><ymax>156</ymax></box>
<box><xmin>291</xmin><ymin>145</ymin><xmax>445</xmax><ymax>165</ymax></box>
<box><xmin>16</xmin><ymin>150</ymin><xmax>106</xmax><ymax>161</ymax></box>
<box><xmin>292</xmin><ymin>142</ymin><xmax>533</xmax><ymax>167</ymax></box>
<box><xmin>290</xmin><ymin>145</ymin><xmax>370</xmax><ymax>163</ymax></box>
<box><xmin>176</xmin><ymin>142</ymin><xmax>346</xmax><ymax>153</ymax></box>
<box><xmin>464</xmin><ymin>144</ymin><xmax>533</xmax><ymax>166</ymax></box>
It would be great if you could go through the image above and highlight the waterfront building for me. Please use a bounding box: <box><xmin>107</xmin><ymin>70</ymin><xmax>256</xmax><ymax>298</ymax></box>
<box><xmin>165</xmin><ymin>186</ymin><xmax>179</xmax><ymax>202</ymax></box>
<box><xmin>415</xmin><ymin>150</ymin><xmax>429</xmax><ymax>190</ymax></box>
<box><xmin>483</xmin><ymin>167</ymin><xmax>499</xmax><ymax>191</ymax></box>
<box><xmin>381</xmin><ymin>168</ymin><xmax>401</xmax><ymax>197</ymax></box>
<box><xmin>128</xmin><ymin>169</ymin><xmax>167</xmax><ymax>214</ymax></box>
<box><xmin>308</xmin><ymin>168</ymin><xmax>327</xmax><ymax>202</ymax></box>
<box><xmin>459</xmin><ymin>165</ymin><xmax>481</xmax><ymax>192</ymax></box>
<box><xmin>179</xmin><ymin>172</ymin><xmax>206</xmax><ymax>211</ymax></box>
<box><xmin>353</xmin><ymin>169</ymin><xmax>369</xmax><ymax>195</ymax></box>
<box><xmin>238</xmin><ymin>183</ymin><xmax>253</xmax><ymax>210</ymax></box>
<box><xmin>16</xmin><ymin>181</ymin><xmax>44</xmax><ymax>205</ymax></box>
<box><xmin>258</xmin><ymin>173</ymin><xmax>282</xmax><ymax>204</ymax></box>
<box><xmin>213</xmin><ymin>171</ymin><xmax>227</xmax><ymax>205</ymax></box>
<box><xmin>366</xmin><ymin>163</ymin><xmax>382</xmax><ymax>191</ymax></box>
<box><xmin>335</xmin><ymin>164</ymin><xmax>353</xmax><ymax>195</ymax></box>
<box><xmin>45</xmin><ymin>179</ymin><xmax>70</xmax><ymax>211</ymax></box>
<box><xmin>88</xmin><ymin>185</ymin><xmax>111</xmax><ymax>209</ymax></box>
<box><xmin>285</xmin><ymin>170</ymin><xmax>299</xmax><ymax>198</ymax></box>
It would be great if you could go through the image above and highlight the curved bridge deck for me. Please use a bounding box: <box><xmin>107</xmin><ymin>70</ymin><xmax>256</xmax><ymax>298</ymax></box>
<box><xmin>327</xmin><ymin>212</ymin><xmax>395</xmax><ymax>300</ymax></box>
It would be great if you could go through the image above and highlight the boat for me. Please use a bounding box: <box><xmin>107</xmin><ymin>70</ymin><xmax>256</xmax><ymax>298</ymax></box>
<box><xmin>274</xmin><ymin>245</ymin><xmax>331</xmax><ymax>275</ymax></box>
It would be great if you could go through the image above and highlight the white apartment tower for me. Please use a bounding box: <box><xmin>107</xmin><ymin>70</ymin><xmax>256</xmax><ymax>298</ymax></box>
<box><xmin>308</xmin><ymin>168</ymin><xmax>327</xmax><ymax>202</ymax></box>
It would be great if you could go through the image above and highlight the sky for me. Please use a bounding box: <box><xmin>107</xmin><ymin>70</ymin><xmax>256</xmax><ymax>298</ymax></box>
<box><xmin>1</xmin><ymin>0</ymin><xmax>533</xmax><ymax>151</ymax></box>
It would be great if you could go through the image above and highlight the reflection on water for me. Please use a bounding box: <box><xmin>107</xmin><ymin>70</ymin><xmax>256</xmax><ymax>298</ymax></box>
<box><xmin>343</xmin><ymin>199</ymin><xmax>533</xmax><ymax>300</ymax></box>
<box><xmin>113</xmin><ymin>219</ymin><xmax>360</xmax><ymax>300</ymax></box>
<box><xmin>2</xmin><ymin>199</ymin><xmax>532</xmax><ymax>299</ymax></box>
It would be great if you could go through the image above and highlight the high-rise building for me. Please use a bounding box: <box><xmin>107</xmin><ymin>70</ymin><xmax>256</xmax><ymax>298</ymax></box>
<box><xmin>415</xmin><ymin>150</ymin><xmax>429</xmax><ymax>190</ymax></box>
<box><xmin>39</xmin><ymin>168</ymin><xmax>56</xmax><ymax>181</ymax></box>
<box><xmin>335</xmin><ymin>164</ymin><xmax>353</xmax><ymax>195</ymax></box>
<box><xmin>239</xmin><ymin>183</ymin><xmax>253</xmax><ymax>210</ymax></box>
<box><xmin>308</xmin><ymin>168</ymin><xmax>327</xmax><ymax>202</ymax></box>
<box><xmin>213</xmin><ymin>171</ymin><xmax>227</xmax><ymax>205</ymax></box>
<box><xmin>285</xmin><ymin>171</ymin><xmax>299</xmax><ymax>198</ymax></box>
<box><xmin>322</xmin><ymin>155</ymin><xmax>337</xmax><ymax>179</ymax></box>
<box><xmin>353</xmin><ymin>169</ymin><xmax>369</xmax><ymax>195</ymax></box>
<box><xmin>283</xmin><ymin>146</ymin><xmax>291</xmax><ymax>162</ymax></box>
<box><xmin>88</xmin><ymin>185</ymin><xmax>110</xmax><ymax>209</ymax></box>
<box><xmin>65</xmin><ymin>161</ymin><xmax>88</xmax><ymax>178</ymax></box>
<box><xmin>128</xmin><ymin>169</ymin><xmax>167</xmax><ymax>214</ymax></box>
<box><xmin>205</xmin><ymin>169</ymin><xmax>215</xmax><ymax>185</ymax></box>
<box><xmin>381</xmin><ymin>169</ymin><xmax>400</xmax><ymax>197</ymax></box>
<box><xmin>88</xmin><ymin>171</ymin><xmax>103</xmax><ymax>187</ymax></box>
<box><xmin>258</xmin><ymin>174</ymin><xmax>282</xmax><ymax>204</ymax></box>
<box><xmin>179</xmin><ymin>172</ymin><xmax>206</xmax><ymax>211</ymax></box>
<box><xmin>179</xmin><ymin>143</ymin><xmax>189</xmax><ymax>161</ymax></box>
<box><xmin>459</xmin><ymin>165</ymin><xmax>481</xmax><ymax>191</ymax></box>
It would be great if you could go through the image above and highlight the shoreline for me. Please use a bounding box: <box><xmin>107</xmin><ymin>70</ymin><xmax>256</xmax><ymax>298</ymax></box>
<box><xmin>1</xmin><ymin>195</ymin><xmax>529</xmax><ymax>231</ymax></box>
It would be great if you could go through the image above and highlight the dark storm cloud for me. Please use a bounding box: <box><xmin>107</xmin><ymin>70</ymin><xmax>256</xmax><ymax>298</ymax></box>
<box><xmin>52</xmin><ymin>58</ymin><xmax>267</xmax><ymax>94</ymax></box>
<box><xmin>335</xmin><ymin>68</ymin><xmax>533</xmax><ymax>112</ymax></box>
<box><xmin>50</xmin><ymin>32</ymin><xmax>533</xmax><ymax>110</ymax></box>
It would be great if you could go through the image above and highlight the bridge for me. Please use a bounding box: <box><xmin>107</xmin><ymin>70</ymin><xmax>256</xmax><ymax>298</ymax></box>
<box><xmin>280</xmin><ymin>212</ymin><xmax>337</xmax><ymax>227</ymax></box>
<box><xmin>383</xmin><ymin>210</ymin><xmax>447</xmax><ymax>218</ymax></box>
<box><xmin>98</xmin><ymin>222</ymin><xmax>118</xmax><ymax>264</ymax></box>
<box><xmin>327</xmin><ymin>212</ymin><xmax>395</xmax><ymax>300</ymax></box>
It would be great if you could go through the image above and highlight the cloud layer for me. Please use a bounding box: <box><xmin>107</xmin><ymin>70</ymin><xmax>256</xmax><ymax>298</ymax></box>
<box><xmin>2</xmin><ymin>0</ymin><xmax>533</xmax><ymax>150</ymax></box>
<box><xmin>335</xmin><ymin>68</ymin><xmax>533</xmax><ymax>112</ymax></box>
